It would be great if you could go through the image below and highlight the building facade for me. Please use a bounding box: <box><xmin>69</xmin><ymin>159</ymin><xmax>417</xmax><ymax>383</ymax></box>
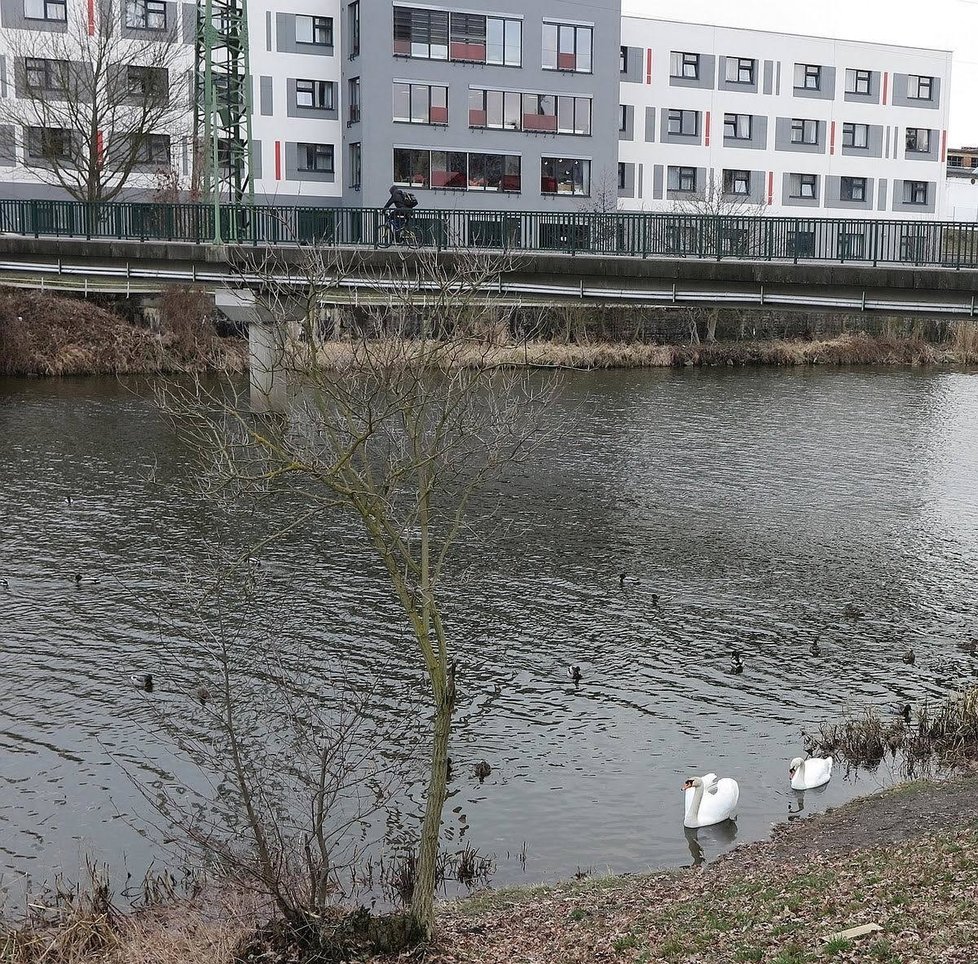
<box><xmin>0</xmin><ymin>1</ymin><xmax>964</xmax><ymax>223</ymax></box>
<box><xmin>617</xmin><ymin>18</ymin><xmax>952</xmax><ymax>219</ymax></box>
<box><xmin>0</xmin><ymin>0</ymin><xmax>196</xmax><ymax>200</ymax></box>
<box><xmin>946</xmin><ymin>146</ymin><xmax>978</xmax><ymax>221</ymax></box>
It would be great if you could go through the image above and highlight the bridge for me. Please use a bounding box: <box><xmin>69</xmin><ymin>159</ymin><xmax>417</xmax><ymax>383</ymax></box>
<box><xmin>2</xmin><ymin>200</ymin><xmax>978</xmax><ymax>316</ymax></box>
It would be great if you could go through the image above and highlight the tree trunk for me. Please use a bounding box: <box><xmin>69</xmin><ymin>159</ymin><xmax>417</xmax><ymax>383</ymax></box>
<box><xmin>410</xmin><ymin>663</ymin><xmax>454</xmax><ymax>937</ymax></box>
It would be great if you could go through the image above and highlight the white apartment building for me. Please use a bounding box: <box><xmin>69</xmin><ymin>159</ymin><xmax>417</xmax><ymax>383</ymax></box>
<box><xmin>248</xmin><ymin>0</ymin><xmax>343</xmax><ymax>203</ymax></box>
<box><xmin>617</xmin><ymin>18</ymin><xmax>952</xmax><ymax>219</ymax></box>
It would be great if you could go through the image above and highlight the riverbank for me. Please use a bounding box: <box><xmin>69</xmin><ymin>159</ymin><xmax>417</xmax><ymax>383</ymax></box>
<box><xmin>4</xmin><ymin>775</ymin><xmax>976</xmax><ymax>964</ymax></box>
<box><xmin>314</xmin><ymin>331</ymin><xmax>978</xmax><ymax>371</ymax></box>
<box><xmin>4</xmin><ymin>287</ymin><xmax>978</xmax><ymax>376</ymax></box>
<box><xmin>0</xmin><ymin>288</ymin><xmax>246</xmax><ymax>376</ymax></box>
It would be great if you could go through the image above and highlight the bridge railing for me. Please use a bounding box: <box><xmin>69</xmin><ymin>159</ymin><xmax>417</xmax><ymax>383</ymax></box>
<box><xmin>2</xmin><ymin>199</ymin><xmax>978</xmax><ymax>268</ymax></box>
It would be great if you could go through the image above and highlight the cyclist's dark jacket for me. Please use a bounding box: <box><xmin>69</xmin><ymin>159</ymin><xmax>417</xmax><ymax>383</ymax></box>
<box><xmin>383</xmin><ymin>186</ymin><xmax>412</xmax><ymax>213</ymax></box>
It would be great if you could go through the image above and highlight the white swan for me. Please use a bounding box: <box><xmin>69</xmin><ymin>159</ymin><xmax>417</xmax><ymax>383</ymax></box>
<box><xmin>789</xmin><ymin>756</ymin><xmax>832</xmax><ymax>790</ymax></box>
<box><xmin>682</xmin><ymin>774</ymin><xmax>739</xmax><ymax>828</ymax></box>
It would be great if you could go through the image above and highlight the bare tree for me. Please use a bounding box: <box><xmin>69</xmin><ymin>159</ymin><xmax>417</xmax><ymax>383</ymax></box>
<box><xmin>162</xmin><ymin>246</ymin><xmax>555</xmax><ymax>940</ymax></box>
<box><xmin>0</xmin><ymin>0</ymin><xmax>191</xmax><ymax>202</ymax></box>
<box><xmin>671</xmin><ymin>171</ymin><xmax>768</xmax><ymax>260</ymax></box>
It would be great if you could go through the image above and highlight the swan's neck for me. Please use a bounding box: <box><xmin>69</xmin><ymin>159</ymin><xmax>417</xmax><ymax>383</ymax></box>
<box><xmin>687</xmin><ymin>783</ymin><xmax>704</xmax><ymax>819</ymax></box>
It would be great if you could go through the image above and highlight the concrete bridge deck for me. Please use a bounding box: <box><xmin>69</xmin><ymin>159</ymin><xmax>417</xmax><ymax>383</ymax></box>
<box><xmin>1</xmin><ymin>235</ymin><xmax>977</xmax><ymax>317</ymax></box>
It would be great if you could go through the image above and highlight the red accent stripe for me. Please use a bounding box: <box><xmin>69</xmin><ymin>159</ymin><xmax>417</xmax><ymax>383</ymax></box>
<box><xmin>704</xmin><ymin>111</ymin><xmax>711</xmax><ymax>147</ymax></box>
<box><xmin>645</xmin><ymin>48</ymin><xmax>653</xmax><ymax>85</ymax></box>
<box><xmin>767</xmin><ymin>171</ymin><xmax>774</xmax><ymax>205</ymax></box>
<box><xmin>941</xmin><ymin>129</ymin><xmax>948</xmax><ymax>163</ymax></box>
<box><xmin>87</xmin><ymin>0</ymin><xmax>94</xmax><ymax>34</ymax></box>
<box><xmin>882</xmin><ymin>72</ymin><xmax>888</xmax><ymax>105</ymax></box>
<box><xmin>274</xmin><ymin>141</ymin><xmax>282</xmax><ymax>180</ymax></box>
<box><xmin>830</xmin><ymin>120</ymin><xmax>836</xmax><ymax>155</ymax></box>
<box><xmin>95</xmin><ymin>130</ymin><xmax>104</xmax><ymax>169</ymax></box>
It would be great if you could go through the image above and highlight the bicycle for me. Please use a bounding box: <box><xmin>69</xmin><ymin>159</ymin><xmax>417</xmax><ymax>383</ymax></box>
<box><xmin>378</xmin><ymin>211</ymin><xmax>421</xmax><ymax>249</ymax></box>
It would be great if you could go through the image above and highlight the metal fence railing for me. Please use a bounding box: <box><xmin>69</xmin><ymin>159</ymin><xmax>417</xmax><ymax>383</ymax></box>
<box><xmin>2</xmin><ymin>199</ymin><xmax>977</xmax><ymax>268</ymax></box>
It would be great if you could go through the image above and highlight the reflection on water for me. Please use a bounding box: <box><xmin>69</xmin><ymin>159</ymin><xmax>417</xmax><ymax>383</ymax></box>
<box><xmin>2</xmin><ymin>367</ymin><xmax>978</xmax><ymax>902</ymax></box>
<box><xmin>684</xmin><ymin>821</ymin><xmax>739</xmax><ymax>867</ymax></box>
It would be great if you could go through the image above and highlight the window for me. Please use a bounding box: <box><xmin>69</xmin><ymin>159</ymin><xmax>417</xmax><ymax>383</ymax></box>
<box><xmin>347</xmin><ymin>77</ymin><xmax>359</xmax><ymax>121</ymax></box>
<box><xmin>124</xmin><ymin>0</ymin><xmax>166</xmax><ymax>29</ymax></box>
<box><xmin>723</xmin><ymin>169</ymin><xmax>750</xmax><ymax>195</ymax></box>
<box><xmin>555</xmin><ymin>95</ymin><xmax>591</xmax><ymax>135</ymax></box>
<box><xmin>297</xmin><ymin>142</ymin><xmax>334</xmax><ymax>173</ymax></box>
<box><xmin>24</xmin><ymin>0</ymin><xmax>66</xmax><ymax>20</ymax></box>
<box><xmin>618</xmin><ymin>162</ymin><xmax>626</xmax><ymax>190</ymax></box>
<box><xmin>619</xmin><ymin>105</ymin><xmax>627</xmax><ymax>132</ymax></box>
<box><xmin>296</xmin><ymin>79</ymin><xmax>334</xmax><ymax>111</ymax></box>
<box><xmin>543</xmin><ymin>22</ymin><xmax>592</xmax><ymax>72</ymax></box>
<box><xmin>906</xmin><ymin>127</ymin><xmax>931</xmax><ymax>153</ymax></box>
<box><xmin>725</xmin><ymin>57</ymin><xmax>755</xmax><ymax>84</ymax></box>
<box><xmin>670</xmin><ymin>51</ymin><xmax>700</xmax><ymax>79</ymax></box>
<box><xmin>949</xmin><ymin>155</ymin><xmax>963</xmax><ymax>168</ymax></box>
<box><xmin>450</xmin><ymin>12</ymin><xmax>486</xmax><ymax>60</ymax></box>
<box><xmin>620</xmin><ymin>46</ymin><xmax>627</xmax><ymax>73</ymax></box>
<box><xmin>790</xmin><ymin>173</ymin><xmax>818</xmax><ymax>199</ymax></box>
<box><xmin>136</xmin><ymin>133</ymin><xmax>170</xmax><ymax>164</ymax></box>
<box><xmin>840</xmin><ymin>176</ymin><xmax>866</xmax><ymax>201</ymax></box>
<box><xmin>668</xmin><ymin>166</ymin><xmax>697</xmax><ymax>192</ymax></box>
<box><xmin>724</xmin><ymin>113</ymin><xmax>751</xmax><ymax>140</ymax></box>
<box><xmin>26</xmin><ymin>126</ymin><xmax>71</xmax><ymax>159</ymax></box>
<box><xmin>907</xmin><ymin>75</ymin><xmax>933</xmax><ymax>100</ymax></box>
<box><xmin>794</xmin><ymin>63</ymin><xmax>821</xmax><ymax>90</ymax></box>
<box><xmin>349</xmin><ymin>142</ymin><xmax>361</xmax><ymax>189</ymax></box>
<box><xmin>790</xmin><ymin>118</ymin><xmax>819</xmax><ymax>145</ymax></box>
<box><xmin>127</xmin><ymin>66</ymin><xmax>167</xmax><ymax>98</ymax></box>
<box><xmin>296</xmin><ymin>15</ymin><xmax>332</xmax><ymax>45</ymax></box>
<box><xmin>394</xmin><ymin>82</ymin><xmax>448</xmax><ymax>125</ymax></box>
<box><xmin>24</xmin><ymin>58</ymin><xmax>64</xmax><ymax>91</ymax></box>
<box><xmin>667</xmin><ymin>109</ymin><xmax>699</xmax><ymax>136</ymax></box>
<box><xmin>394</xmin><ymin>8</ymin><xmax>518</xmax><ymax>65</ymax></box>
<box><xmin>904</xmin><ymin>180</ymin><xmax>928</xmax><ymax>204</ymax></box>
<box><xmin>469</xmin><ymin>88</ymin><xmax>521</xmax><ymax>129</ymax></box>
<box><xmin>540</xmin><ymin>157</ymin><xmax>590</xmax><ymax>195</ymax></box>
<box><xmin>486</xmin><ymin>16</ymin><xmax>521</xmax><ymax>66</ymax></box>
<box><xmin>348</xmin><ymin>1</ymin><xmax>360</xmax><ymax>57</ymax></box>
<box><xmin>842</xmin><ymin>122</ymin><xmax>869</xmax><ymax>148</ymax></box>
<box><xmin>846</xmin><ymin>68</ymin><xmax>871</xmax><ymax>95</ymax></box>
<box><xmin>393</xmin><ymin>148</ymin><xmax>520</xmax><ymax>191</ymax></box>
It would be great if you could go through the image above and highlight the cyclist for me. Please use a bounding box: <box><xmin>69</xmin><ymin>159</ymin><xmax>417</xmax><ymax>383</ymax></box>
<box><xmin>382</xmin><ymin>184</ymin><xmax>415</xmax><ymax>244</ymax></box>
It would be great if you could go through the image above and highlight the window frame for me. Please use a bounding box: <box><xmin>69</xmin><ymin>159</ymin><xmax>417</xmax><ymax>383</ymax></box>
<box><xmin>841</xmin><ymin>122</ymin><xmax>869</xmax><ymax>149</ymax></box>
<box><xmin>667</xmin><ymin>108</ymin><xmax>699</xmax><ymax>137</ymax></box>
<box><xmin>669</xmin><ymin>165</ymin><xmax>697</xmax><ymax>193</ymax></box>
<box><xmin>846</xmin><ymin>68</ymin><xmax>871</xmax><ymax>95</ymax></box>
<box><xmin>540</xmin><ymin>155</ymin><xmax>591</xmax><ymax>195</ymax></box>
<box><xmin>26</xmin><ymin>125</ymin><xmax>72</xmax><ymax>159</ymax></box>
<box><xmin>617</xmin><ymin>162</ymin><xmax>626</xmax><ymax>190</ymax></box>
<box><xmin>840</xmin><ymin>175</ymin><xmax>866</xmax><ymax>202</ymax></box>
<box><xmin>124</xmin><ymin>0</ymin><xmax>166</xmax><ymax>30</ymax></box>
<box><xmin>542</xmin><ymin>21</ymin><xmax>593</xmax><ymax>73</ymax></box>
<box><xmin>670</xmin><ymin>51</ymin><xmax>700</xmax><ymax>80</ymax></box>
<box><xmin>723</xmin><ymin>112</ymin><xmax>752</xmax><ymax>140</ymax></box>
<box><xmin>297</xmin><ymin>142</ymin><xmax>335</xmax><ymax>173</ymax></box>
<box><xmin>619</xmin><ymin>46</ymin><xmax>627</xmax><ymax>73</ymax></box>
<box><xmin>904</xmin><ymin>180</ymin><xmax>929</xmax><ymax>204</ymax></box>
<box><xmin>794</xmin><ymin>63</ymin><xmax>822</xmax><ymax>91</ymax></box>
<box><xmin>725</xmin><ymin>57</ymin><xmax>755</xmax><ymax>85</ymax></box>
<box><xmin>791</xmin><ymin>173</ymin><xmax>818</xmax><ymax>199</ymax></box>
<box><xmin>25</xmin><ymin>0</ymin><xmax>67</xmax><ymax>21</ymax></box>
<box><xmin>295</xmin><ymin>78</ymin><xmax>335</xmax><ymax>111</ymax></box>
<box><xmin>349</xmin><ymin>141</ymin><xmax>362</xmax><ymax>189</ymax></box>
<box><xmin>348</xmin><ymin>1</ymin><xmax>360</xmax><ymax>57</ymax></box>
<box><xmin>723</xmin><ymin>169</ymin><xmax>751</xmax><ymax>196</ymax></box>
<box><xmin>905</xmin><ymin>127</ymin><xmax>931</xmax><ymax>153</ymax></box>
<box><xmin>907</xmin><ymin>74</ymin><xmax>934</xmax><ymax>101</ymax></box>
<box><xmin>295</xmin><ymin>14</ymin><xmax>332</xmax><ymax>46</ymax></box>
<box><xmin>136</xmin><ymin>132</ymin><xmax>170</xmax><ymax>165</ymax></box>
<box><xmin>393</xmin><ymin>81</ymin><xmax>449</xmax><ymax>126</ymax></box>
<box><xmin>790</xmin><ymin>118</ymin><xmax>819</xmax><ymax>145</ymax></box>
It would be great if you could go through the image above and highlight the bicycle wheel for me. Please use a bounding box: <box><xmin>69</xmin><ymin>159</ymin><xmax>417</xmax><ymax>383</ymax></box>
<box><xmin>402</xmin><ymin>228</ymin><xmax>421</xmax><ymax>249</ymax></box>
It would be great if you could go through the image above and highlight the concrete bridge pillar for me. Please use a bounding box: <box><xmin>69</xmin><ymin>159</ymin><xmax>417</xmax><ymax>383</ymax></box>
<box><xmin>214</xmin><ymin>289</ymin><xmax>288</xmax><ymax>415</ymax></box>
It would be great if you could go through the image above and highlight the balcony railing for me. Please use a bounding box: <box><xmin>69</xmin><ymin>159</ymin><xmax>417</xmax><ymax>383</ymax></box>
<box><xmin>1</xmin><ymin>199</ymin><xmax>977</xmax><ymax>268</ymax></box>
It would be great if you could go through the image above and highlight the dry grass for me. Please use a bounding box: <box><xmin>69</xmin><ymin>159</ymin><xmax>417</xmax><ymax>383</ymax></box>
<box><xmin>0</xmin><ymin>288</ymin><xmax>245</xmax><ymax>377</ymax></box>
<box><xmin>808</xmin><ymin>685</ymin><xmax>978</xmax><ymax>772</ymax></box>
<box><xmin>310</xmin><ymin>331</ymin><xmax>975</xmax><ymax>373</ymax></box>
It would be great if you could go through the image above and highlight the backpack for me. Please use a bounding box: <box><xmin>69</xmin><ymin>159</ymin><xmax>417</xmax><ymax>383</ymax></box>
<box><xmin>400</xmin><ymin>191</ymin><xmax>419</xmax><ymax>208</ymax></box>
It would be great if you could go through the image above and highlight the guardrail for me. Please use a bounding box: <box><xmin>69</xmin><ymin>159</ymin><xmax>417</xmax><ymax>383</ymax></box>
<box><xmin>2</xmin><ymin>199</ymin><xmax>978</xmax><ymax>268</ymax></box>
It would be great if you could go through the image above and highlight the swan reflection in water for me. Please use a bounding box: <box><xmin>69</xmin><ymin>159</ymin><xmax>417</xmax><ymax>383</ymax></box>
<box><xmin>787</xmin><ymin>783</ymin><xmax>831</xmax><ymax>821</ymax></box>
<box><xmin>684</xmin><ymin>820</ymin><xmax>739</xmax><ymax>867</ymax></box>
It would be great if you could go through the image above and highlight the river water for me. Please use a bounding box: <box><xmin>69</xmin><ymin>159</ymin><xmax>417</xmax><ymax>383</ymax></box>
<box><xmin>2</xmin><ymin>368</ymin><xmax>977</xmax><ymax>905</ymax></box>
